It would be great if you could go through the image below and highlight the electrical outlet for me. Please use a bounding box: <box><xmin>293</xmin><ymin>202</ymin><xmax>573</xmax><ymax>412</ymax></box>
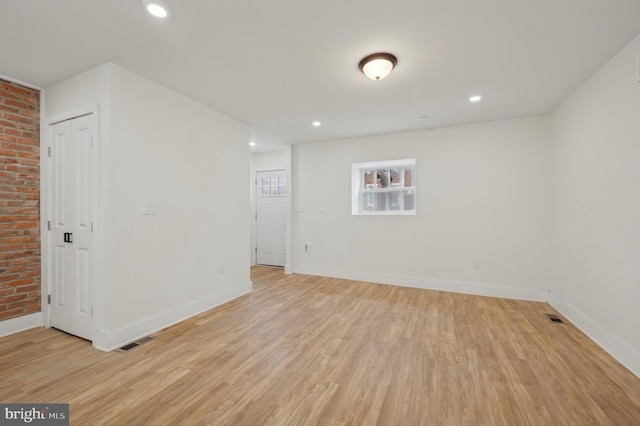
<box><xmin>304</xmin><ymin>243</ymin><xmax>309</xmax><ymax>252</ymax></box>
<box><xmin>473</xmin><ymin>260</ymin><xmax>480</xmax><ymax>270</ymax></box>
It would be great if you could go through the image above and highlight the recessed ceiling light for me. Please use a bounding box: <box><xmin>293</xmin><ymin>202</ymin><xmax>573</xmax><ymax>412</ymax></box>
<box><xmin>312</xmin><ymin>121</ymin><xmax>321</xmax><ymax>127</ymax></box>
<box><xmin>143</xmin><ymin>0</ymin><xmax>169</xmax><ymax>18</ymax></box>
<box><xmin>469</xmin><ymin>95</ymin><xmax>483</xmax><ymax>103</ymax></box>
<box><xmin>249</xmin><ymin>141</ymin><xmax>256</xmax><ymax>147</ymax></box>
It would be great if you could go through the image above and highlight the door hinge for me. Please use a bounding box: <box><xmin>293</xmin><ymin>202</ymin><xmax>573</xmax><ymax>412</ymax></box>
<box><xmin>91</xmin><ymin>222</ymin><xmax>94</xmax><ymax>233</ymax></box>
<box><xmin>47</xmin><ymin>294</ymin><xmax>51</xmax><ymax>305</ymax></box>
<box><xmin>255</xmin><ymin>213</ymin><xmax>257</xmax><ymax>220</ymax></box>
<box><xmin>255</xmin><ymin>247</ymin><xmax>257</xmax><ymax>254</ymax></box>
<box><xmin>91</xmin><ymin>137</ymin><xmax>94</xmax><ymax>148</ymax></box>
<box><xmin>91</xmin><ymin>307</ymin><xmax>94</xmax><ymax>317</ymax></box>
<box><xmin>47</xmin><ymin>146</ymin><xmax>52</xmax><ymax>157</ymax></box>
<box><xmin>47</xmin><ymin>220</ymin><xmax>51</xmax><ymax>231</ymax></box>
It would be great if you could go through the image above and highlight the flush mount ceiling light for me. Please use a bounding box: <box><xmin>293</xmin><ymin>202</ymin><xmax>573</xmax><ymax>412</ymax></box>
<box><xmin>312</xmin><ymin>121</ymin><xmax>322</xmax><ymax>127</ymax></box>
<box><xmin>143</xmin><ymin>0</ymin><xmax>170</xmax><ymax>18</ymax></box>
<box><xmin>469</xmin><ymin>95</ymin><xmax>483</xmax><ymax>103</ymax></box>
<box><xmin>249</xmin><ymin>141</ymin><xmax>256</xmax><ymax>147</ymax></box>
<box><xmin>359</xmin><ymin>53</ymin><xmax>398</xmax><ymax>81</ymax></box>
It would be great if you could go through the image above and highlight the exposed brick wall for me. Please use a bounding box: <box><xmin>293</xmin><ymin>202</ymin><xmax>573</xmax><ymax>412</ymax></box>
<box><xmin>0</xmin><ymin>79</ymin><xmax>41</xmax><ymax>321</ymax></box>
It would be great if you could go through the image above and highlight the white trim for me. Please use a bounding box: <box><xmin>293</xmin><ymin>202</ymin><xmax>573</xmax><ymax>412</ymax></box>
<box><xmin>93</xmin><ymin>281</ymin><xmax>252</xmax><ymax>352</ymax></box>
<box><xmin>285</xmin><ymin>145</ymin><xmax>293</xmax><ymax>274</ymax></box>
<box><xmin>0</xmin><ymin>313</ymin><xmax>44</xmax><ymax>337</ymax></box>
<box><xmin>547</xmin><ymin>291</ymin><xmax>640</xmax><ymax>379</ymax></box>
<box><xmin>292</xmin><ymin>265</ymin><xmax>548</xmax><ymax>301</ymax></box>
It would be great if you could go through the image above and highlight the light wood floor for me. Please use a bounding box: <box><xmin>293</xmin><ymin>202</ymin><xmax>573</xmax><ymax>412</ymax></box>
<box><xmin>1</xmin><ymin>266</ymin><xmax>639</xmax><ymax>425</ymax></box>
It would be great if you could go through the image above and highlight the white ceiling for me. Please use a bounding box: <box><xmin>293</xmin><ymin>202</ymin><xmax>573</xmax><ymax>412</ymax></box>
<box><xmin>2</xmin><ymin>1</ymin><xmax>640</xmax><ymax>151</ymax></box>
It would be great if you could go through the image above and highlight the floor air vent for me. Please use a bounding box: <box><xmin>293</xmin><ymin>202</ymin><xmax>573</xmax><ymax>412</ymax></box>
<box><xmin>546</xmin><ymin>313</ymin><xmax>564</xmax><ymax>324</ymax></box>
<box><xmin>117</xmin><ymin>336</ymin><xmax>155</xmax><ymax>353</ymax></box>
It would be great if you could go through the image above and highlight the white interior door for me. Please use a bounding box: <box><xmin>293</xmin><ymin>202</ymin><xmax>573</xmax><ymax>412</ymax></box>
<box><xmin>256</xmin><ymin>170</ymin><xmax>286</xmax><ymax>266</ymax></box>
<box><xmin>49</xmin><ymin>114</ymin><xmax>95</xmax><ymax>341</ymax></box>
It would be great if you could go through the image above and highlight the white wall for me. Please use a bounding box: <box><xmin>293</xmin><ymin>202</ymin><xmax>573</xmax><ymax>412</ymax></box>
<box><xmin>44</xmin><ymin>63</ymin><xmax>252</xmax><ymax>350</ymax></box>
<box><xmin>292</xmin><ymin>116</ymin><xmax>552</xmax><ymax>299</ymax></box>
<box><xmin>250</xmin><ymin>149</ymin><xmax>287</xmax><ymax>264</ymax></box>
<box><xmin>550</xmin><ymin>34</ymin><xmax>640</xmax><ymax>375</ymax></box>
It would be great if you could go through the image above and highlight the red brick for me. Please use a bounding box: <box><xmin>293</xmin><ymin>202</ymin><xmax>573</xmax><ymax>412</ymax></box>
<box><xmin>20</xmin><ymin>270</ymin><xmax>40</xmax><ymax>278</ymax></box>
<box><xmin>16</xmin><ymin>284</ymin><xmax>40</xmax><ymax>294</ymax></box>
<box><xmin>12</xmin><ymin>222</ymin><xmax>38</xmax><ymax>229</ymax></box>
<box><xmin>0</xmin><ymin>308</ymin><xmax>25</xmax><ymax>320</ymax></box>
<box><xmin>25</xmin><ymin>303</ymin><xmax>41</xmax><ymax>313</ymax></box>
<box><xmin>3</xmin><ymin>99</ymin><xmax>37</xmax><ymax>111</ymax></box>
<box><xmin>0</xmin><ymin>273</ymin><xmax>21</xmax><ymax>282</ymax></box>
<box><xmin>17</xmin><ymin>137</ymin><xmax>38</xmax><ymax>146</ymax></box>
<box><xmin>3</xmin><ymin>293</ymin><xmax>27</xmax><ymax>304</ymax></box>
<box><xmin>0</xmin><ymin>104</ymin><xmax>19</xmax><ymax>114</ymax></box>
<box><xmin>2</xmin><ymin>236</ymin><xmax>32</xmax><ymax>244</ymax></box>
<box><xmin>0</xmin><ymin>78</ymin><xmax>40</xmax><ymax>321</ymax></box>
<box><xmin>3</xmin><ymin>128</ymin><xmax>21</xmax><ymax>137</ymax></box>
<box><xmin>11</xmin><ymin>256</ymin><xmax>38</xmax><ymax>265</ymax></box>
<box><xmin>1</xmin><ymin>84</ymin><xmax>32</xmax><ymax>96</ymax></box>
<box><xmin>8</xmin><ymin>299</ymin><xmax>36</xmax><ymax>310</ymax></box>
<box><xmin>0</xmin><ymin>244</ymin><xmax>23</xmax><ymax>253</ymax></box>
<box><xmin>3</xmin><ymin>278</ymin><xmax>34</xmax><ymax>287</ymax></box>
<box><xmin>0</xmin><ymin>215</ymin><xmax>28</xmax><ymax>222</ymax></box>
<box><xmin>0</xmin><ymin>288</ymin><xmax>15</xmax><ymax>297</ymax></box>
<box><xmin>17</xmin><ymin>152</ymin><xmax>39</xmax><ymax>160</ymax></box>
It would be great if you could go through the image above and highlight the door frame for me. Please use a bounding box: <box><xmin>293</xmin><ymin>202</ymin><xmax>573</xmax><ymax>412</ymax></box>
<box><xmin>41</xmin><ymin>104</ymin><xmax>101</xmax><ymax>340</ymax></box>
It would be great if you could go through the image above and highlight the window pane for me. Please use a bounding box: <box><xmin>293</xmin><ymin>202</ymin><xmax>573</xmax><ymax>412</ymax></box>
<box><xmin>261</xmin><ymin>186</ymin><xmax>270</xmax><ymax>197</ymax></box>
<box><xmin>403</xmin><ymin>191</ymin><xmax>415</xmax><ymax>210</ymax></box>
<box><xmin>279</xmin><ymin>186</ymin><xmax>287</xmax><ymax>196</ymax></box>
<box><xmin>361</xmin><ymin>192</ymin><xmax>374</xmax><ymax>211</ymax></box>
<box><xmin>376</xmin><ymin>169</ymin><xmax>389</xmax><ymax>188</ymax></box>
<box><xmin>390</xmin><ymin>168</ymin><xmax>402</xmax><ymax>188</ymax></box>
<box><xmin>363</xmin><ymin>171</ymin><xmax>374</xmax><ymax>189</ymax></box>
<box><xmin>375</xmin><ymin>192</ymin><xmax>387</xmax><ymax>211</ymax></box>
<box><xmin>389</xmin><ymin>191</ymin><xmax>401</xmax><ymax>210</ymax></box>
<box><xmin>278</xmin><ymin>177</ymin><xmax>286</xmax><ymax>186</ymax></box>
<box><xmin>404</xmin><ymin>168</ymin><xmax>414</xmax><ymax>188</ymax></box>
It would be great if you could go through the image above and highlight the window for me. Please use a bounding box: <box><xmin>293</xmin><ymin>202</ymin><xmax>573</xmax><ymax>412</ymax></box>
<box><xmin>351</xmin><ymin>159</ymin><xmax>416</xmax><ymax>215</ymax></box>
<box><xmin>261</xmin><ymin>176</ymin><xmax>286</xmax><ymax>197</ymax></box>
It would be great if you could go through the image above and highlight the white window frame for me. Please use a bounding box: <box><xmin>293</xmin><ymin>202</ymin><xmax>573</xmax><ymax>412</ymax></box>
<box><xmin>351</xmin><ymin>159</ymin><xmax>416</xmax><ymax>215</ymax></box>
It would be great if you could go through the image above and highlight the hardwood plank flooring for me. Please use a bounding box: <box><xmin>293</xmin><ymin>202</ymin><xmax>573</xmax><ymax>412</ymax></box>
<box><xmin>1</xmin><ymin>266</ymin><xmax>639</xmax><ymax>425</ymax></box>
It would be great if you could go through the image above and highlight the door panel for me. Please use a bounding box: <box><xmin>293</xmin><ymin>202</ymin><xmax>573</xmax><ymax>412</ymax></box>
<box><xmin>256</xmin><ymin>170</ymin><xmax>286</xmax><ymax>267</ymax></box>
<box><xmin>49</xmin><ymin>114</ymin><xmax>95</xmax><ymax>341</ymax></box>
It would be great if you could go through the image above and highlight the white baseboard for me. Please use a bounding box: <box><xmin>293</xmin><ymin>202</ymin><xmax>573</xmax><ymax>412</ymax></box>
<box><xmin>547</xmin><ymin>291</ymin><xmax>640</xmax><ymax>379</ymax></box>
<box><xmin>292</xmin><ymin>264</ymin><xmax>548</xmax><ymax>301</ymax></box>
<box><xmin>0</xmin><ymin>312</ymin><xmax>44</xmax><ymax>337</ymax></box>
<box><xmin>93</xmin><ymin>281</ymin><xmax>252</xmax><ymax>352</ymax></box>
